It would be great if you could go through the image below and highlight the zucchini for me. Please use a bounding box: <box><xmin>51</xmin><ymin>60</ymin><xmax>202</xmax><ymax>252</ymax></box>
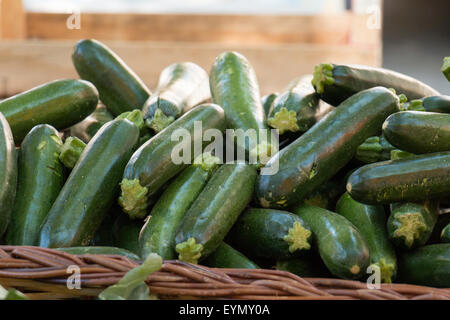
<box><xmin>0</xmin><ymin>79</ymin><xmax>98</xmax><ymax>143</ymax></box>
<box><xmin>387</xmin><ymin>201</ymin><xmax>439</xmax><ymax>250</ymax></box>
<box><xmin>293</xmin><ymin>204</ymin><xmax>370</xmax><ymax>280</ymax></box>
<box><xmin>70</xmin><ymin>104</ymin><xmax>114</xmax><ymax>143</ymax></box>
<box><xmin>428</xmin><ymin>213</ymin><xmax>450</xmax><ymax>244</ymax></box>
<box><xmin>139</xmin><ymin>153</ymin><xmax>220</xmax><ymax>260</ymax></box>
<box><xmin>116</xmin><ymin>109</ymin><xmax>153</xmax><ymax>146</ymax></box>
<box><xmin>72</xmin><ymin>39</ymin><xmax>151</xmax><ymax>116</ymax></box>
<box><xmin>227</xmin><ymin>208</ymin><xmax>312</xmax><ymax>260</ymax></box>
<box><xmin>347</xmin><ymin>151</ymin><xmax>450</xmax><ymax>205</ymax></box>
<box><xmin>202</xmin><ymin>242</ymin><xmax>259</xmax><ymax>269</ymax></box>
<box><xmin>336</xmin><ymin>193</ymin><xmax>397</xmax><ymax>283</ymax></box>
<box><xmin>441</xmin><ymin>224</ymin><xmax>450</xmax><ymax>243</ymax></box>
<box><xmin>142</xmin><ymin>62</ymin><xmax>210</xmax><ymax>132</ymax></box>
<box><xmin>38</xmin><ymin>119</ymin><xmax>140</xmax><ymax>248</ymax></box>
<box><xmin>302</xmin><ymin>178</ymin><xmax>346</xmax><ymax>210</ymax></box>
<box><xmin>398</xmin><ymin>244</ymin><xmax>450</xmax><ymax>288</ymax></box>
<box><xmin>210</xmin><ymin>51</ymin><xmax>274</xmax><ymax>161</ymax></box>
<box><xmin>0</xmin><ymin>112</ymin><xmax>17</xmax><ymax>238</ymax></box>
<box><xmin>5</xmin><ymin>125</ymin><xmax>64</xmax><ymax>245</ymax></box>
<box><xmin>267</xmin><ymin>75</ymin><xmax>334</xmax><ymax>134</ymax></box>
<box><xmin>256</xmin><ymin>87</ymin><xmax>400</xmax><ymax>209</ymax></box>
<box><xmin>442</xmin><ymin>57</ymin><xmax>450</xmax><ymax>81</ymax></box>
<box><xmin>382</xmin><ymin>111</ymin><xmax>450</xmax><ymax>154</ymax></box>
<box><xmin>312</xmin><ymin>63</ymin><xmax>439</xmax><ymax>106</ymax></box>
<box><xmin>403</xmin><ymin>95</ymin><xmax>450</xmax><ymax>114</ymax></box>
<box><xmin>355</xmin><ymin>135</ymin><xmax>396</xmax><ymax>164</ymax></box>
<box><xmin>261</xmin><ymin>93</ymin><xmax>278</xmax><ymax>117</ymax></box>
<box><xmin>56</xmin><ymin>246</ymin><xmax>140</xmax><ymax>261</ymax></box>
<box><xmin>119</xmin><ymin>103</ymin><xmax>225</xmax><ymax>219</ymax></box>
<box><xmin>113</xmin><ymin>214</ymin><xmax>143</xmax><ymax>254</ymax></box>
<box><xmin>175</xmin><ymin>163</ymin><xmax>256</xmax><ymax>264</ymax></box>
<box><xmin>276</xmin><ymin>256</ymin><xmax>331</xmax><ymax>278</ymax></box>
<box><xmin>59</xmin><ymin>136</ymin><xmax>86</xmax><ymax>169</ymax></box>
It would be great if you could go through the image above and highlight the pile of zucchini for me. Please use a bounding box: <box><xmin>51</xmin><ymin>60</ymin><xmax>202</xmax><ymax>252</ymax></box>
<box><xmin>0</xmin><ymin>39</ymin><xmax>449</xmax><ymax>290</ymax></box>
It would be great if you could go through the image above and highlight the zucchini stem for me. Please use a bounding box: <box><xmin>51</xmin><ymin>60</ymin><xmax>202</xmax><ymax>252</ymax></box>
<box><xmin>370</xmin><ymin>258</ymin><xmax>396</xmax><ymax>284</ymax></box>
<box><xmin>176</xmin><ymin>238</ymin><xmax>203</xmax><ymax>264</ymax></box>
<box><xmin>116</xmin><ymin>109</ymin><xmax>145</xmax><ymax>130</ymax></box>
<box><xmin>311</xmin><ymin>63</ymin><xmax>334</xmax><ymax>94</ymax></box>
<box><xmin>146</xmin><ymin>108</ymin><xmax>174</xmax><ymax>133</ymax></box>
<box><xmin>267</xmin><ymin>107</ymin><xmax>300</xmax><ymax>134</ymax></box>
<box><xmin>59</xmin><ymin>136</ymin><xmax>86</xmax><ymax>169</ymax></box>
<box><xmin>118</xmin><ymin>178</ymin><xmax>149</xmax><ymax>219</ymax></box>
<box><xmin>283</xmin><ymin>221</ymin><xmax>312</xmax><ymax>253</ymax></box>
<box><xmin>193</xmin><ymin>152</ymin><xmax>220</xmax><ymax>172</ymax></box>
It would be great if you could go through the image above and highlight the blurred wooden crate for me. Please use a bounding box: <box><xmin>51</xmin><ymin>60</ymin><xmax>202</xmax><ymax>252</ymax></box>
<box><xmin>0</xmin><ymin>0</ymin><xmax>382</xmax><ymax>96</ymax></box>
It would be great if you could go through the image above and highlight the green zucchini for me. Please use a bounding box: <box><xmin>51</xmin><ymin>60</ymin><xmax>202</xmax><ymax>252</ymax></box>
<box><xmin>142</xmin><ymin>62</ymin><xmax>210</xmax><ymax>132</ymax></box>
<box><xmin>267</xmin><ymin>75</ymin><xmax>334</xmax><ymax>134</ymax></box>
<box><xmin>0</xmin><ymin>79</ymin><xmax>98</xmax><ymax>143</ymax></box>
<box><xmin>38</xmin><ymin>119</ymin><xmax>140</xmax><ymax>248</ymax></box>
<box><xmin>227</xmin><ymin>208</ymin><xmax>312</xmax><ymax>260</ymax></box>
<box><xmin>293</xmin><ymin>204</ymin><xmax>370</xmax><ymax>280</ymax></box>
<box><xmin>347</xmin><ymin>151</ymin><xmax>450</xmax><ymax>205</ymax></box>
<box><xmin>70</xmin><ymin>104</ymin><xmax>114</xmax><ymax>143</ymax></box>
<box><xmin>387</xmin><ymin>201</ymin><xmax>439</xmax><ymax>250</ymax></box>
<box><xmin>72</xmin><ymin>39</ymin><xmax>151</xmax><ymax>116</ymax></box>
<box><xmin>336</xmin><ymin>193</ymin><xmax>397</xmax><ymax>283</ymax></box>
<box><xmin>355</xmin><ymin>135</ymin><xmax>396</xmax><ymax>164</ymax></box>
<box><xmin>428</xmin><ymin>213</ymin><xmax>450</xmax><ymax>244</ymax></box>
<box><xmin>256</xmin><ymin>86</ymin><xmax>400</xmax><ymax>209</ymax></box>
<box><xmin>210</xmin><ymin>51</ymin><xmax>275</xmax><ymax>162</ymax></box>
<box><xmin>403</xmin><ymin>96</ymin><xmax>450</xmax><ymax>114</ymax></box>
<box><xmin>59</xmin><ymin>136</ymin><xmax>86</xmax><ymax>169</ymax></box>
<box><xmin>442</xmin><ymin>57</ymin><xmax>450</xmax><ymax>81</ymax></box>
<box><xmin>5</xmin><ymin>125</ymin><xmax>64</xmax><ymax>245</ymax></box>
<box><xmin>261</xmin><ymin>93</ymin><xmax>278</xmax><ymax>117</ymax></box>
<box><xmin>175</xmin><ymin>163</ymin><xmax>256</xmax><ymax>264</ymax></box>
<box><xmin>441</xmin><ymin>224</ymin><xmax>450</xmax><ymax>243</ymax></box>
<box><xmin>0</xmin><ymin>112</ymin><xmax>17</xmax><ymax>238</ymax></box>
<box><xmin>113</xmin><ymin>214</ymin><xmax>143</xmax><ymax>254</ymax></box>
<box><xmin>276</xmin><ymin>256</ymin><xmax>331</xmax><ymax>278</ymax></box>
<box><xmin>312</xmin><ymin>63</ymin><xmax>439</xmax><ymax>106</ymax></box>
<box><xmin>202</xmin><ymin>242</ymin><xmax>259</xmax><ymax>269</ymax></box>
<box><xmin>56</xmin><ymin>246</ymin><xmax>140</xmax><ymax>261</ymax></box>
<box><xmin>382</xmin><ymin>111</ymin><xmax>450</xmax><ymax>154</ymax></box>
<box><xmin>398</xmin><ymin>244</ymin><xmax>450</xmax><ymax>288</ymax></box>
<box><xmin>119</xmin><ymin>103</ymin><xmax>225</xmax><ymax>219</ymax></box>
<box><xmin>139</xmin><ymin>153</ymin><xmax>220</xmax><ymax>260</ymax></box>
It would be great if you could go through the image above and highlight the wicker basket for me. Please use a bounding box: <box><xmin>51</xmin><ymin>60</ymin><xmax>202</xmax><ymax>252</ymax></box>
<box><xmin>0</xmin><ymin>246</ymin><xmax>448</xmax><ymax>300</ymax></box>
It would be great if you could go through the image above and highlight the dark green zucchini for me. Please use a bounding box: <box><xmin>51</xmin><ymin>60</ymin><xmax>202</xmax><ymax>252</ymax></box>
<box><xmin>403</xmin><ymin>96</ymin><xmax>450</xmax><ymax>114</ymax></box>
<box><xmin>336</xmin><ymin>193</ymin><xmax>397</xmax><ymax>283</ymax></box>
<box><xmin>5</xmin><ymin>125</ymin><xmax>64</xmax><ymax>245</ymax></box>
<box><xmin>276</xmin><ymin>256</ymin><xmax>331</xmax><ymax>278</ymax></box>
<box><xmin>0</xmin><ymin>79</ymin><xmax>98</xmax><ymax>143</ymax></box>
<box><xmin>267</xmin><ymin>75</ymin><xmax>334</xmax><ymax>134</ymax></box>
<box><xmin>293</xmin><ymin>204</ymin><xmax>370</xmax><ymax>280</ymax></box>
<box><xmin>56</xmin><ymin>246</ymin><xmax>140</xmax><ymax>261</ymax></box>
<box><xmin>355</xmin><ymin>135</ymin><xmax>396</xmax><ymax>164</ymax></box>
<box><xmin>70</xmin><ymin>104</ymin><xmax>114</xmax><ymax>143</ymax></box>
<box><xmin>428</xmin><ymin>213</ymin><xmax>450</xmax><ymax>244</ymax></box>
<box><xmin>38</xmin><ymin>119</ymin><xmax>140</xmax><ymax>248</ymax></box>
<box><xmin>139</xmin><ymin>153</ymin><xmax>220</xmax><ymax>259</ymax></box>
<box><xmin>59</xmin><ymin>136</ymin><xmax>86</xmax><ymax>169</ymax></box>
<box><xmin>175</xmin><ymin>163</ymin><xmax>256</xmax><ymax>264</ymax></box>
<box><xmin>0</xmin><ymin>112</ymin><xmax>17</xmax><ymax>238</ymax></box>
<box><xmin>347</xmin><ymin>151</ymin><xmax>450</xmax><ymax>205</ymax></box>
<box><xmin>210</xmin><ymin>51</ymin><xmax>275</xmax><ymax>162</ymax></box>
<box><xmin>382</xmin><ymin>111</ymin><xmax>450</xmax><ymax>154</ymax></box>
<box><xmin>72</xmin><ymin>39</ymin><xmax>151</xmax><ymax>116</ymax></box>
<box><xmin>227</xmin><ymin>208</ymin><xmax>312</xmax><ymax>260</ymax></box>
<box><xmin>202</xmin><ymin>242</ymin><xmax>259</xmax><ymax>269</ymax></box>
<box><xmin>261</xmin><ymin>93</ymin><xmax>278</xmax><ymax>117</ymax></box>
<box><xmin>312</xmin><ymin>63</ymin><xmax>439</xmax><ymax>106</ymax></box>
<box><xmin>441</xmin><ymin>224</ymin><xmax>450</xmax><ymax>243</ymax></box>
<box><xmin>256</xmin><ymin>87</ymin><xmax>400</xmax><ymax>209</ymax></box>
<box><xmin>398</xmin><ymin>244</ymin><xmax>450</xmax><ymax>288</ymax></box>
<box><xmin>388</xmin><ymin>201</ymin><xmax>439</xmax><ymax>250</ymax></box>
<box><xmin>113</xmin><ymin>214</ymin><xmax>143</xmax><ymax>254</ymax></box>
<box><xmin>142</xmin><ymin>62</ymin><xmax>210</xmax><ymax>132</ymax></box>
<box><xmin>119</xmin><ymin>103</ymin><xmax>225</xmax><ymax>219</ymax></box>
<box><xmin>442</xmin><ymin>57</ymin><xmax>450</xmax><ymax>81</ymax></box>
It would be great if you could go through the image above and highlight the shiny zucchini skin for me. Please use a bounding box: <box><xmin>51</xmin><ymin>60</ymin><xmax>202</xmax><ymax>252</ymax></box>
<box><xmin>142</xmin><ymin>62</ymin><xmax>210</xmax><ymax>132</ymax></box>
<box><xmin>72</xmin><ymin>39</ymin><xmax>151</xmax><ymax>116</ymax></box>
<box><xmin>336</xmin><ymin>193</ymin><xmax>397</xmax><ymax>283</ymax></box>
<box><xmin>56</xmin><ymin>246</ymin><xmax>140</xmax><ymax>261</ymax></box>
<box><xmin>202</xmin><ymin>242</ymin><xmax>259</xmax><ymax>269</ymax></box>
<box><xmin>347</xmin><ymin>151</ymin><xmax>450</xmax><ymax>205</ymax></box>
<box><xmin>261</xmin><ymin>93</ymin><xmax>278</xmax><ymax>117</ymax></box>
<box><xmin>0</xmin><ymin>112</ymin><xmax>17</xmax><ymax>237</ymax></box>
<box><xmin>398</xmin><ymin>244</ymin><xmax>450</xmax><ymax>288</ymax></box>
<box><xmin>38</xmin><ymin>119</ymin><xmax>140</xmax><ymax>248</ymax></box>
<box><xmin>119</xmin><ymin>104</ymin><xmax>225</xmax><ymax>219</ymax></box>
<box><xmin>175</xmin><ymin>163</ymin><xmax>256</xmax><ymax>264</ymax></box>
<box><xmin>312</xmin><ymin>63</ymin><xmax>439</xmax><ymax>106</ymax></box>
<box><xmin>293</xmin><ymin>204</ymin><xmax>370</xmax><ymax>280</ymax></box>
<box><xmin>113</xmin><ymin>214</ymin><xmax>143</xmax><ymax>254</ymax></box>
<box><xmin>387</xmin><ymin>201</ymin><xmax>439</xmax><ymax>250</ymax></box>
<box><xmin>139</xmin><ymin>155</ymin><xmax>219</xmax><ymax>260</ymax></box>
<box><xmin>256</xmin><ymin>87</ymin><xmax>400</xmax><ymax>209</ymax></box>
<box><xmin>404</xmin><ymin>95</ymin><xmax>450</xmax><ymax>114</ymax></box>
<box><xmin>267</xmin><ymin>75</ymin><xmax>334</xmax><ymax>134</ymax></box>
<box><xmin>70</xmin><ymin>104</ymin><xmax>114</xmax><ymax>143</ymax></box>
<box><xmin>0</xmin><ymin>79</ymin><xmax>98</xmax><ymax>143</ymax></box>
<box><xmin>5</xmin><ymin>125</ymin><xmax>64</xmax><ymax>245</ymax></box>
<box><xmin>382</xmin><ymin>111</ymin><xmax>450</xmax><ymax>154</ymax></box>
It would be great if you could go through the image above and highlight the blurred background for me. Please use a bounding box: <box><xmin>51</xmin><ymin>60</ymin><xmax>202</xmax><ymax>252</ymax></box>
<box><xmin>0</xmin><ymin>0</ymin><xmax>448</xmax><ymax>97</ymax></box>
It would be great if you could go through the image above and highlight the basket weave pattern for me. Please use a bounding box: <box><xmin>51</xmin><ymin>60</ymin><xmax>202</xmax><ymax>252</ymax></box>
<box><xmin>0</xmin><ymin>246</ymin><xmax>449</xmax><ymax>300</ymax></box>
